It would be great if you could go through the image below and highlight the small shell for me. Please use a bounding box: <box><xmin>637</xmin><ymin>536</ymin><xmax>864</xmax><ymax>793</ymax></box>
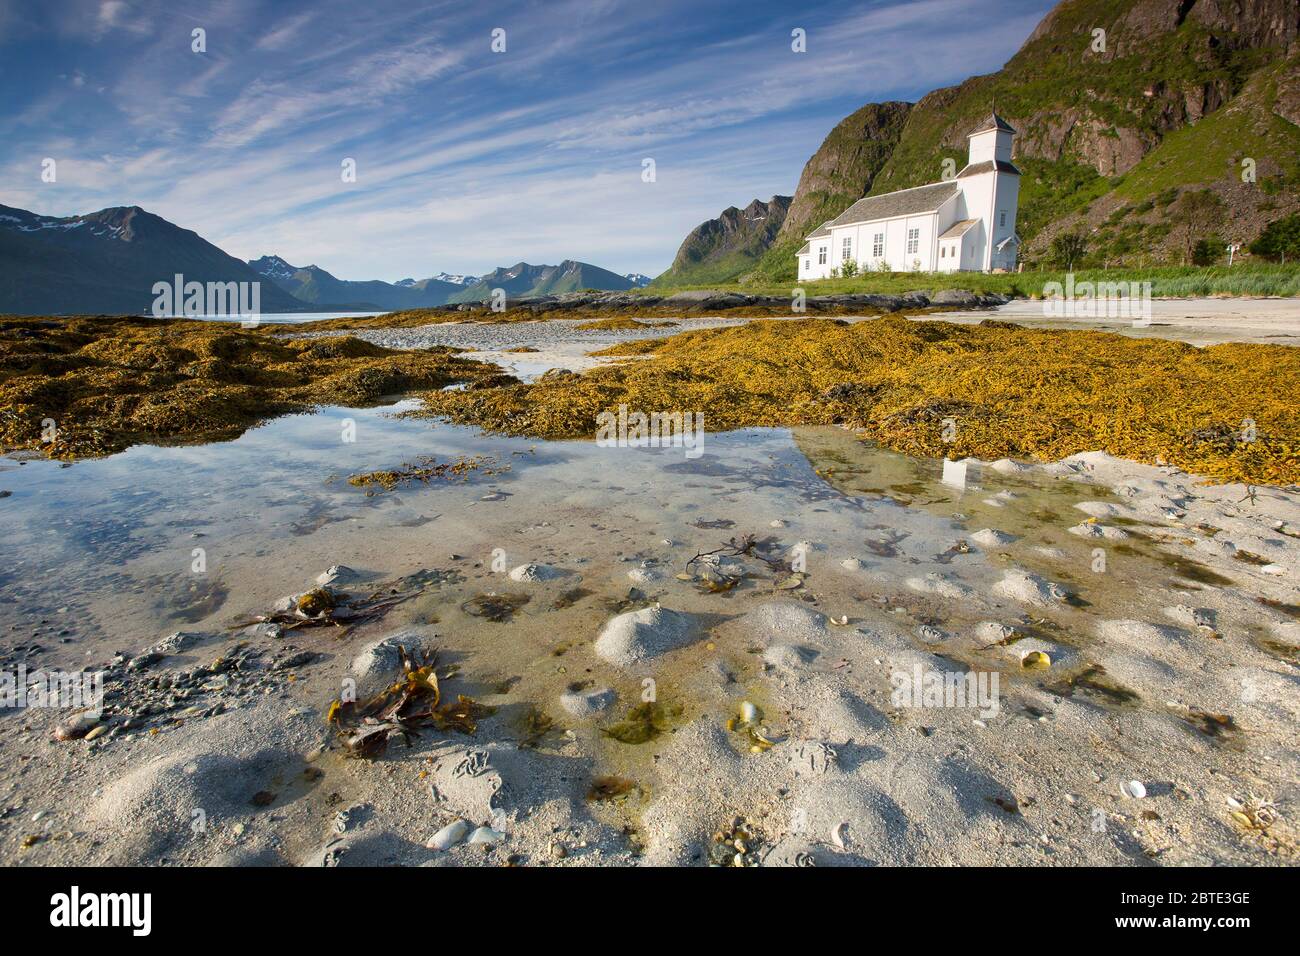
<box><xmin>1120</xmin><ymin>779</ymin><xmax>1147</xmax><ymax>799</ymax></box>
<box><xmin>466</xmin><ymin>826</ymin><xmax>505</xmax><ymax>845</ymax></box>
<box><xmin>426</xmin><ymin>819</ymin><xmax>471</xmax><ymax>851</ymax></box>
<box><xmin>1021</xmin><ymin>650</ymin><xmax>1051</xmax><ymax>669</ymax></box>
<box><xmin>738</xmin><ymin>700</ymin><xmax>758</xmax><ymax>724</ymax></box>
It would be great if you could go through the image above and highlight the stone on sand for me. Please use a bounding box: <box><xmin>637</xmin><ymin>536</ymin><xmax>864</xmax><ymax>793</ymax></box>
<box><xmin>350</xmin><ymin>629</ymin><xmax>434</xmax><ymax>701</ymax></box>
<box><xmin>992</xmin><ymin>568</ymin><xmax>1068</xmax><ymax>607</ymax></box>
<box><xmin>970</xmin><ymin>528</ymin><xmax>1017</xmax><ymax>548</ymax></box>
<box><xmin>594</xmin><ymin>606</ymin><xmax>701</xmax><ymax>667</ymax></box>
<box><xmin>508</xmin><ymin>563</ymin><xmax>565</xmax><ymax>583</ymax></box>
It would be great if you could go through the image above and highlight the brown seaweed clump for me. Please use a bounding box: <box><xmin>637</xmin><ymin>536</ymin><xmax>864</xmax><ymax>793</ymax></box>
<box><xmin>347</xmin><ymin>454</ymin><xmax>508</xmax><ymax>491</ymax></box>
<box><xmin>0</xmin><ymin>315</ymin><xmax>507</xmax><ymax>458</ymax></box>
<box><xmin>415</xmin><ymin>317</ymin><xmax>1300</xmax><ymax>486</ymax></box>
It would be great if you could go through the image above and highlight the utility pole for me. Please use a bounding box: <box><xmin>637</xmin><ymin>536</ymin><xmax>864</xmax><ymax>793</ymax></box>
<box><xmin>1226</xmin><ymin>243</ymin><xmax>1239</xmax><ymax>266</ymax></box>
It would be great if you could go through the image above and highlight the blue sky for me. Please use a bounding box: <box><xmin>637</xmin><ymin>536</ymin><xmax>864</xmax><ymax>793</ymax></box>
<box><xmin>0</xmin><ymin>0</ymin><xmax>1055</xmax><ymax>280</ymax></box>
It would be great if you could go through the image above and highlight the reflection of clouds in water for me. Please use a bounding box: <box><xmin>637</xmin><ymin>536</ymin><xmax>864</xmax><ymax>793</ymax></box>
<box><xmin>0</xmin><ymin>404</ymin><xmax>553</xmax><ymax>630</ymax></box>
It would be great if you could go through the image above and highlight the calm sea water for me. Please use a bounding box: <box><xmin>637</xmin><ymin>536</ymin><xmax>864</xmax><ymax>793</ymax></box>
<box><xmin>165</xmin><ymin>311</ymin><xmax>379</xmax><ymax>326</ymax></box>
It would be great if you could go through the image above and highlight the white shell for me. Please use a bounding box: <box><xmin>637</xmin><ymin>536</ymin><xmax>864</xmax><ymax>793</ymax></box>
<box><xmin>738</xmin><ymin>701</ymin><xmax>757</xmax><ymax>724</ymax></box>
<box><xmin>467</xmin><ymin>826</ymin><xmax>505</xmax><ymax>845</ymax></box>
<box><xmin>1120</xmin><ymin>779</ymin><xmax>1147</xmax><ymax>799</ymax></box>
<box><xmin>426</xmin><ymin>819</ymin><xmax>471</xmax><ymax>851</ymax></box>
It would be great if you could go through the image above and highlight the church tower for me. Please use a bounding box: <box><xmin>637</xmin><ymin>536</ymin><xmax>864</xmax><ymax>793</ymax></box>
<box><xmin>957</xmin><ymin>113</ymin><xmax>1021</xmax><ymax>271</ymax></box>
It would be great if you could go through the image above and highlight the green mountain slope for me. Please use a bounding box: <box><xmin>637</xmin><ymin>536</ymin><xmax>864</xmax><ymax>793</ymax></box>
<box><xmin>863</xmin><ymin>0</ymin><xmax>1298</xmax><ymax>260</ymax></box>
<box><xmin>1047</xmin><ymin>49</ymin><xmax>1300</xmax><ymax>261</ymax></box>
<box><xmin>748</xmin><ymin>102</ymin><xmax>911</xmax><ymax>283</ymax></box>
<box><xmin>448</xmin><ymin>260</ymin><xmax>632</xmax><ymax>303</ymax></box>
<box><xmin>651</xmin><ymin>196</ymin><xmax>791</xmax><ymax>287</ymax></box>
<box><xmin>658</xmin><ymin>0</ymin><xmax>1299</xmax><ymax>283</ymax></box>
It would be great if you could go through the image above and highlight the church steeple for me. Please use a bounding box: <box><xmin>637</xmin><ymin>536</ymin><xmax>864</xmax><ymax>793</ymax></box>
<box><xmin>968</xmin><ymin>112</ymin><xmax>1016</xmax><ymax>137</ymax></box>
<box><xmin>966</xmin><ymin>113</ymin><xmax>1016</xmax><ymax>165</ymax></box>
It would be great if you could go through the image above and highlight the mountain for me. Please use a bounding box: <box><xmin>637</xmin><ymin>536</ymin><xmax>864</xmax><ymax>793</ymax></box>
<box><xmin>0</xmin><ymin>204</ymin><xmax>311</xmax><ymax>315</ymax></box>
<box><xmin>429</xmin><ymin>272</ymin><xmax>479</xmax><ymax>286</ymax></box>
<box><xmin>624</xmin><ymin>273</ymin><xmax>653</xmax><ymax>287</ymax></box>
<box><xmin>747</xmin><ymin>103</ymin><xmax>912</xmax><ymax>282</ymax></box>
<box><xmin>249</xmin><ymin>256</ymin><xmax>460</xmax><ymax>310</ymax></box>
<box><xmin>659</xmin><ymin>0</ymin><xmax>1300</xmax><ymax>283</ymax></box>
<box><xmin>447</xmin><ymin>260</ymin><xmax>634</xmax><ymax>303</ymax></box>
<box><xmin>859</xmin><ymin>0</ymin><xmax>1300</xmax><ymax>265</ymax></box>
<box><xmin>651</xmin><ymin>196</ymin><xmax>793</xmax><ymax>287</ymax></box>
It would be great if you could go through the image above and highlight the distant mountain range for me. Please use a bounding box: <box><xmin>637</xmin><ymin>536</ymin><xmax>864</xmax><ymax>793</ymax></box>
<box><xmin>445</xmin><ymin>260</ymin><xmax>637</xmax><ymax>303</ymax></box>
<box><xmin>652</xmin><ymin>196</ymin><xmax>792</xmax><ymax>287</ymax></box>
<box><xmin>247</xmin><ymin>255</ymin><xmax>461</xmax><ymax>311</ymax></box>
<box><xmin>0</xmin><ymin>201</ymin><xmax>651</xmax><ymax>315</ymax></box>
<box><xmin>0</xmin><ymin>204</ymin><xmax>310</xmax><ymax>315</ymax></box>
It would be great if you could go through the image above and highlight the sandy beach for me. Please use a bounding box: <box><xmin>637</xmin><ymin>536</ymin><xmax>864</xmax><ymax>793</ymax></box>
<box><xmin>1</xmin><ymin>298</ymin><xmax>1295</xmax><ymax>867</ymax></box>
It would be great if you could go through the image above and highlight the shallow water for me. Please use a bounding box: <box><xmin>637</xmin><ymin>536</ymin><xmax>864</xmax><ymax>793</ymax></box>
<box><xmin>0</xmin><ymin>401</ymin><xmax>1234</xmax><ymax>691</ymax></box>
<box><xmin>179</xmin><ymin>311</ymin><xmax>379</xmax><ymax>326</ymax></box>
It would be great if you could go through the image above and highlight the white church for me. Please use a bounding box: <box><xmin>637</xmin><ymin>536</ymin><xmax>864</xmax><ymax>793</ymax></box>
<box><xmin>797</xmin><ymin>113</ymin><xmax>1021</xmax><ymax>277</ymax></box>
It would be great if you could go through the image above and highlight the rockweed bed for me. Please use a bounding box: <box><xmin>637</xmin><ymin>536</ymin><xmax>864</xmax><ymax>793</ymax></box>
<box><xmin>0</xmin><ymin>315</ymin><xmax>504</xmax><ymax>457</ymax></box>
<box><xmin>416</xmin><ymin>317</ymin><xmax>1300</xmax><ymax>486</ymax></box>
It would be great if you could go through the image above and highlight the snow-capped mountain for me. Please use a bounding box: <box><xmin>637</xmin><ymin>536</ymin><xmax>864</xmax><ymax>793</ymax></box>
<box><xmin>430</xmin><ymin>272</ymin><xmax>479</xmax><ymax>286</ymax></box>
<box><xmin>624</xmin><ymin>273</ymin><xmax>653</xmax><ymax>287</ymax></box>
<box><xmin>0</xmin><ymin>204</ymin><xmax>309</xmax><ymax>315</ymax></box>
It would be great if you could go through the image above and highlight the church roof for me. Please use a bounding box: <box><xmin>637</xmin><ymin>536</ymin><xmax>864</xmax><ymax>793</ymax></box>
<box><xmin>825</xmin><ymin>181</ymin><xmax>959</xmax><ymax>230</ymax></box>
<box><xmin>807</xmin><ymin>220</ymin><xmax>833</xmax><ymax>239</ymax></box>
<box><xmin>956</xmin><ymin>159</ymin><xmax>1022</xmax><ymax>177</ymax></box>
<box><xmin>797</xmin><ymin>242</ymin><xmax>811</xmax><ymax>255</ymax></box>
<box><xmin>938</xmin><ymin>219</ymin><xmax>979</xmax><ymax>240</ymax></box>
<box><xmin>968</xmin><ymin>112</ymin><xmax>1016</xmax><ymax>136</ymax></box>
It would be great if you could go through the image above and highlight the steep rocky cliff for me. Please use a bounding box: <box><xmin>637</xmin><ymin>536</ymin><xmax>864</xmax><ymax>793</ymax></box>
<box><xmin>651</xmin><ymin>196</ymin><xmax>792</xmax><ymax>287</ymax></box>
<box><xmin>656</xmin><ymin>0</ymin><xmax>1300</xmax><ymax>284</ymax></box>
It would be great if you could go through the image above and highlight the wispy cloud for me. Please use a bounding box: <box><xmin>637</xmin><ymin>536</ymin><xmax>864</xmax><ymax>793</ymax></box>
<box><xmin>0</xmin><ymin>0</ymin><xmax>1054</xmax><ymax>278</ymax></box>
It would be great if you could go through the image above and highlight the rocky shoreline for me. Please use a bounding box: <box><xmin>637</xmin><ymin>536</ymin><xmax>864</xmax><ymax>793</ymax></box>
<box><xmin>295</xmin><ymin>288</ymin><xmax>1012</xmax><ymax>331</ymax></box>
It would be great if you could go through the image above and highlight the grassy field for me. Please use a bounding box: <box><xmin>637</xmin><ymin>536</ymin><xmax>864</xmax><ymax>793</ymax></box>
<box><xmin>640</xmin><ymin>263</ymin><xmax>1300</xmax><ymax>299</ymax></box>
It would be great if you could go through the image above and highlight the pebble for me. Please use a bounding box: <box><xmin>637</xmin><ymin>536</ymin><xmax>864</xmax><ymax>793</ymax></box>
<box><xmin>427</xmin><ymin>819</ymin><xmax>472</xmax><ymax>851</ymax></box>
